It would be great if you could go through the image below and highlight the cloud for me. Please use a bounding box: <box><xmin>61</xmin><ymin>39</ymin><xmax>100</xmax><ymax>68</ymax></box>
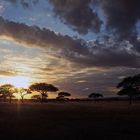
<box><xmin>49</xmin><ymin>0</ymin><xmax>101</xmax><ymax>34</ymax></box>
<box><xmin>49</xmin><ymin>0</ymin><xmax>140</xmax><ymax>38</ymax></box>
<box><xmin>0</xmin><ymin>5</ymin><xmax>5</xmax><ymax>13</ymax></box>
<box><xmin>0</xmin><ymin>16</ymin><xmax>90</xmax><ymax>56</ymax></box>
<box><xmin>6</xmin><ymin>0</ymin><xmax>101</xmax><ymax>34</ymax></box>
<box><xmin>48</xmin><ymin>0</ymin><xmax>140</xmax><ymax>57</ymax></box>
<box><xmin>54</xmin><ymin>67</ymin><xmax>140</xmax><ymax>97</ymax></box>
<box><xmin>0</xmin><ymin>1</ymin><xmax>8</xmax><ymax>14</ymax></box>
<box><xmin>97</xmin><ymin>0</ymin><xmax>140</xmax><ymax>40</ymax></box>
<box><xmin>0</xmin><ymin>70</ymin><xmax>16</xmax><ymax>76</ymax></box>
<box><xmin>0</xmin><ymin>16</ymin><xmax>140</xmax><ymax>68</ymax></box>
<box><xmin>5</xmin><ymin>0</ymin><xmax>140</xmax><ymax>46</ymax></box>
<box><xmin>5</xmin><ymin>1</ymin><xmax>140</xmax><ymax>38</ymax></box>
<box><xmin>87</xmin><ymin>39</ymin><xmax>140</xmax><ymax>68</ymax></box>
<box><xmin>49</xmin><ymin>0</ymin><xmax>140</xmax><ymax>53</ymax></box>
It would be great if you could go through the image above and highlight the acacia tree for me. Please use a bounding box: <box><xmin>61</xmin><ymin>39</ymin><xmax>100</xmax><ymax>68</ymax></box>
<box><xmin>56</xmin><ymin>92</ymin><xmax>71</xmax><ymax>100</ymax></box>
<box><xmin>0</xmin><ymin>84</ymin><xmax>16</xmax><ymax>103</ymax></box>
<box><xmin>88</xmin><ymin>93</ymin><xmax>103</xmax><ymax>102</ymax></box>
<box><xmin>29</xmin><ymin>83</ymin><xmax>58</xmax><ymax>103</ymax></box>
<box><xmin>18</xmin><ymin>88</ymin><xmax>32</xmax><ymax>103</ymax></box>
<box><xmin>31</xmin><ymin>95</ymin><xmax>41</xmax><ymax>101</ymax></box>
<box><xmin>117</xmin><ymin>74</ymin><xmax>140</xmax><ymax>104</ymax></box>
<box><xmin>0</xmin><ymin>86</ymin><xmax>8</xmax><ymax>102</ymax></box>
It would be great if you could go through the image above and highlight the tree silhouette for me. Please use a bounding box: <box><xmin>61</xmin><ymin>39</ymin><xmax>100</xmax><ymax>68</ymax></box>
<box><xmin>117</xmin><ymin>74</ymin><xmax>140</xmax><ymax>104</ymax></box>
<box><xmin>88</xmin><ymin>93</ymin><xmax>103</xmax><ymax>102</ymax></box>
<box><xmin>0</xmin><ymin>84</ymin><xmax>16</xmax><ymax>103</ymax></box>
<box><xmin>31</xmin><ymin>95</ymin><xmax>41</xmax><ymax>101</ymax></box>
<box><xmin>18</xmin><ymin>88</ymin><xmax>32</xmax><ymax>103</ymax></box>
<box><xmin>0</xmin><ymin>86</ymin><xmax>8</xmax><ymax>102</ymax></box>
<box><xmin>56</xmin><ymin>92</ymin><xmax>71</xmax><ymax>100</ymax></box>
<box><xmin>29</xmin><ymin>83</ymin><xmax>58</xmax><ymax>103</ymax></box>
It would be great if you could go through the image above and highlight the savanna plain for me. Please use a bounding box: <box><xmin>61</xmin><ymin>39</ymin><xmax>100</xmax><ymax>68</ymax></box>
<box><xmin>0</xmin><ymin>101</ymin><xmax>140</xmax><ymax>140</ymax></box>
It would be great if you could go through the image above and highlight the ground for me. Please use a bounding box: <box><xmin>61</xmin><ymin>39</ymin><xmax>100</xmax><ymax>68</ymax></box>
<box><xmin>0</xmin><ymin>101</ymin><xmax>140</xmax><ymax>140</ymax></box>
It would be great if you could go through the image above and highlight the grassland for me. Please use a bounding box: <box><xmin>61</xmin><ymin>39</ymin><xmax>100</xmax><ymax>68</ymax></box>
<box><xmin>0</xmin><ymin>101</ymin><xmax>140</xmax><ymax>140</ymax></box>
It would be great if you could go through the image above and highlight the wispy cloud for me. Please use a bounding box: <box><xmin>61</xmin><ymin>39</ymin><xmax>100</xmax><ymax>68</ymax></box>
<box><xmin>0</xmin><ymin>70</ymin><xmax>16</xmax><ymax>76</ymax></box>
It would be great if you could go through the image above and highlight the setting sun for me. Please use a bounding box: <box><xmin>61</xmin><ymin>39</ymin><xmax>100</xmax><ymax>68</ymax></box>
<box><xmin>8</xmin><ymin>76</ymin><xmax>30</xmax><ymax>88</ymax></box>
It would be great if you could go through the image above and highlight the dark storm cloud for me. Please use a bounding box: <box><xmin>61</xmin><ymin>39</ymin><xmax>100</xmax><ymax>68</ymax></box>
<box><xmin>94</xmin><ymin>0</ymin><xmax>140</xmax><ymax>54</ymax></box>
<box><xmin>49</xmin><ymin>0</ymin><xmax>140</xmax><ymax>39</ymax></box>
<box><xmin>49</xmin><ymin>0</ymin><xmax>140</xmax><ymax>54</ymax></box>
<box><xmin>0</xmin><ymin>17</ymin><xmax>89</xmax><ymax>55</ymax></box>
<box><xmin>6</xmin><ymin>0</ymin><xmax>140</xmax><ymax>40</ymax></box>
<box><xmin>83</xmin><ymin>41</ymin><xmax>140</xmax><ymax>68</ymax></box>
<box><xmin>98</xmin><ymin>0</ymin><xmax>140</xmax><ymax>40</ymax></box>
<box><xmin>0</xmin><ymin>16</ymin><xmax>139</xmax><ymax>68</ymax></box>
<box><xmin>5</xmin><ymin>0</ymin><xmax>101</xmax><ymax>34</ymax></box>
<box><xmin>49</xmin><ymin>0</ymin><xmax>101</xmax><ymax>34</ymax></box>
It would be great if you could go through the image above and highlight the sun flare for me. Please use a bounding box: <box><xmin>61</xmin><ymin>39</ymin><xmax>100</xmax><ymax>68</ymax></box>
<box><xmin>8</xmin><ymin>76</ymin><xmax>30</xmax><ymax>88</ymax></box>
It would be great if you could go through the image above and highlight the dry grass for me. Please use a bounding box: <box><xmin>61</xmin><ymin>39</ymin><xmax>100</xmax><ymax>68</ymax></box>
<box><xmin>0</xmin><ymin>101</ymin><xmax>140</xmax><ymax>140</ymax></box>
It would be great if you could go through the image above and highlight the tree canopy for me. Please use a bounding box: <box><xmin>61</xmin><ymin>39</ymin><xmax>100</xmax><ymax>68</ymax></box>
<box><xmin>18</xmin><ymin>88</ymin><xmax>32</xmax><ymax>103</ymax></box>
<box><xmin>117</xmin><ymin>74</ymin><xmax>140</xmax><ymax>104</ymax></box>
<box><xmin>56</xmin><ymin>91</ymin><xmax>71</xmax><ymax>100</ymax></box>
<box><xmin>29</xmin><ymin>83</ymin><xmax>58</xmax><ymax>92</ymax></box>
<box><xmin>0</xmin><ymin>84</ymin><xmax>16</xmax><ymax>103</ymax></box>
<box><xmin>58</xmin><ymin>92</ymin><xmax>71</xmax><ymax>97</ymax></box>
<box><xmin>29</xmin><ymin>83</ymin><xmax>58</xmax><ymax>102</ymax></box>
<box><xmin>88</xmin><ymin>93</ymin><xmax>103</xmax><ymax>99</ymax></box>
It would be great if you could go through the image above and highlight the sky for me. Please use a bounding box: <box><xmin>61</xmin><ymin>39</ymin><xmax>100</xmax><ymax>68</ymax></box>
<box><xmin>0</xmin><ymin>0</ymin><xmax>140</xmax><ymax>98</ymax></box>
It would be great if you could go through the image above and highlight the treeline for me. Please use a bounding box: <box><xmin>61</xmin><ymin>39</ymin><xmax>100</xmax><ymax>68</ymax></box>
<box><xmin>0</xmin><ymin>83</ymin><xmax>71</xmax><ymax>103</ymax></box>
<box><xmin>0</xmin><ymin>74</ymin><xmax>140</xmax><ymax>104</ymax></box>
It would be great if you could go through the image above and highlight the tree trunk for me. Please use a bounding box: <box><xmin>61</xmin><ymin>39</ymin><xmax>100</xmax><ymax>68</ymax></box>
<box><xmin>3</xmin><ymin>96</ymin><xmax>6</xmax><ymax>102</ymax></box>
<box><xmin>41</xmin><ymin>92</ymin><xmax>47</xmax><ymax>103</ymax></box>
<box><xmin>9</xmin><ymin>96</ymin><xmax>12</xmax><ymax>104</ymax></box>
<box><xmin>21</xmin><ymin>96</ymin><xmax>24</xmax><ymax>103</ymax></box>
<box><xmin>41</xmin><ymin>94</ymin><xmax>43</xmax><ymax>104</ymax></box>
